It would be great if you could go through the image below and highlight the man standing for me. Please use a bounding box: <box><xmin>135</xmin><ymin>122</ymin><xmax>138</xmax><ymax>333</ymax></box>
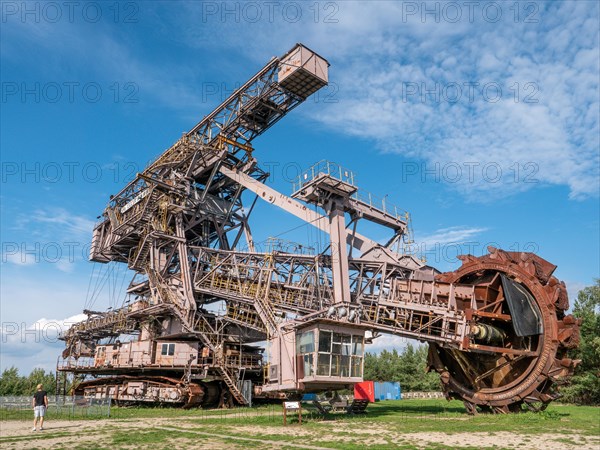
<box><xmin>32</xmin><ymin>384</ymin><xmax>48</xmax><ymax>431</ymax></box>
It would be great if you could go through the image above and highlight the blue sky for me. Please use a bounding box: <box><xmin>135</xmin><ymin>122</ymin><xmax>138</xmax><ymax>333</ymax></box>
<box><xmin>1</xmin><ymin>1</ymin><xmax>598</xmax><ymax>373</ymax></box>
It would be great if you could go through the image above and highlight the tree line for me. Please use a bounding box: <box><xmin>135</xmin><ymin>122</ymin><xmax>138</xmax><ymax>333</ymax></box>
<box><xmin>363</xmin><ymin>343</ymin><xmax>441</xmax><ymax>392</ymax></box>
<box><xmin>0</xmin><ymin>367</ymin><xmax>56</xmax><ymax>396</ymax></box>
<box><xmin>560</xmin><ymin>279</ymin><xmax>600</xmax><ymax>405</ymax></box>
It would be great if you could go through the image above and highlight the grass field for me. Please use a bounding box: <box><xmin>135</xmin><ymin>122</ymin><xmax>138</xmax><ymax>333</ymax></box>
<box><xmin>1</xmin><ymin>399</ymin><xmax>598</xmax><ymax>449</ymax></box>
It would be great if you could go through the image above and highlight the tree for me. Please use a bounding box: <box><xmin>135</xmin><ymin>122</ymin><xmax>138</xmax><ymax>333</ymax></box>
<box><xmin>562</xmin><ymin>279</ymin><xmax>600</xmax><ymax>405</ymax></box>
<box><xmin>26</xmin><ymin>368</ymin><xmax>56</xmax><ymax>395</ymax></box>
<box><xmin>363</xmin><ymin>343</ymin><xmax>440</xmax><ymax>392</ymax></box>
<box><xmin>0</xmin><ymin>367</ymin><xmax>56</xmax><ymax>396</ymax></box>
<box><xmin>0</xmin><ymin>367</ymin><xmax>26</xmax><ymax>395</ymax></box>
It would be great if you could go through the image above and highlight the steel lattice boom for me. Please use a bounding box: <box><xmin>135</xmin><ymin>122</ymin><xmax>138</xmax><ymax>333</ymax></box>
<box><xmin>59</xmin><ymin>44</ymin><xmax>580</xmax><ymax>413</ymax></box>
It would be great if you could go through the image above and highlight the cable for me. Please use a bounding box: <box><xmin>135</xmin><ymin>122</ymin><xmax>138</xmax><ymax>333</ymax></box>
<box><xmin>84</xmin><ymin>263</ymin><xmax>97</xmax><ymax>310</ymax></box>
<box><xmin>251</xmin><ymin>214</ymin><xmax>326</xmax><ymax>249</ymax></box>
<box><xmin>88</xmin><ymin>262</ymin><xmax>118</xmax><ymax>310</ymax></box>
<box><xmin>116</xmin><ymin>266</ymin><xmax>129</xmax><ymax>308</ymax></box>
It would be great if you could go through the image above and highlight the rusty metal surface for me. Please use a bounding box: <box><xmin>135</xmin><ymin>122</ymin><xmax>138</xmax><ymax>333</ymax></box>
<box><xmin>75</xmin><ymin>375</ymin><xmax>211</xmax><ymax>407</ymax></box>
<box><xmin>430</xmin><ymin>247</ymin><xmax>580</xmax><ymax>413</ymax></box>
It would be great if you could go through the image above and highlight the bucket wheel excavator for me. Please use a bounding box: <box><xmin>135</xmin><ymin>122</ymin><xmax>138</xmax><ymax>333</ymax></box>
<box><xmin>58</xmin><ymin>43</ymin><xmax>579</xmax><ymax>413</ymax></box>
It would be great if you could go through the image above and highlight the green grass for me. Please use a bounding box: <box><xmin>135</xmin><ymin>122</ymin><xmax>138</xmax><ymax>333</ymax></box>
<box><xmin>1</xmin><ymin>399</ymin><xmax>598</xmax><ymax>449</ymax></box>
<box><xmin>344</xmin><ymin>400</ymin><xmax>600</xmax><ymax>435</ymax></box>
<box><xmin>180</xmin><ymin>399</ymin><xmax>599</xmax><ymax>449</ymax></box>
<box><xmin>158</xmin><ymin>399</ymin><xmax>599</xmax><ymax>435</ymax></box>
<box><xmin>156</xmin><ymin>400</ymin><xmax>599</xmax><ymax>449</ymax></box>
<box><xmin>110</xmin><ymin>428</ymin><xmax>202</xmax><ymax>446</ymax></box>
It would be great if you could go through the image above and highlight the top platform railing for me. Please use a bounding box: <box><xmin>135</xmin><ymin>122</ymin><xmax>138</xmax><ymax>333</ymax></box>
<box><xmin>292</xmin><ymin>160</ymin><xmax>410</xmax><ymax>222</ymax></box>
<box><xmin>293</xmin><ymin>160</ymin><xmax>356</xmax><ymax>192</ymax></box>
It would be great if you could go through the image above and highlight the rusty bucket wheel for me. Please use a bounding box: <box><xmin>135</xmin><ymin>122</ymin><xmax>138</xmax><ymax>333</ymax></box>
<box><xmin>428</xmin><ymin>247</ymin><xmax>580</xmax><ymax>414</ymax></box>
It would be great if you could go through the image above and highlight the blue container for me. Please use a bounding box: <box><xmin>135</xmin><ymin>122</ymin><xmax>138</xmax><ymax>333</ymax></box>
<box><xmin>302</xmin><ymin>393</ymin><xmax>317</xmax><ymax>401</ymax></box>
<box><xmin>373</xmin><ymin>382</ymin><xmax>401</xmax><ymax>401</ymax></box>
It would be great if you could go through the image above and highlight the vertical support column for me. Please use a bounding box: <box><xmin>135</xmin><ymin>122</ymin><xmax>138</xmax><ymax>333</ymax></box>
<box><xmin>328</xmin><ymin>202</ymin><xmax>351</xmax><ymax>303</ymax></box>
<box><xmin>176</xmin><ymin>215</ymin><xmax>196</xmax><ymax>312</ymax></box>
<box><xmin>243</xmin><ymin>219</ymin><xmax>255</xmax><ymax>252</ymax></box>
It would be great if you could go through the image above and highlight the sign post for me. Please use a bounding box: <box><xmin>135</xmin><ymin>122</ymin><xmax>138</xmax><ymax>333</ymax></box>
<box><xmin>283</xmin><ymin>401</ymin><xmax>302</xmax><ymax>425</ymax></box>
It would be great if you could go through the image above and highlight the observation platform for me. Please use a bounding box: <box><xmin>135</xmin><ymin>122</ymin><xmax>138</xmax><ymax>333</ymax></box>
<box><xmin>292</xmin><ymin>160</ymin><xmax>409</xmax><ymax>231</ymax></box>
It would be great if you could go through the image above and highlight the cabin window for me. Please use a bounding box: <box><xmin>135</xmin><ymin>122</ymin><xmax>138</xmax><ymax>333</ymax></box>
<box><xmin>297</xmin><ymin>331</ymin><xmax>315</xmax><ymax>353</ymax></box>
<box><xmin>161</xmin><ymin>343</ymin><xmax>175</xmax><ymax>356</ymax></box>
<box><xmin>316</xmin><ymin>330</ymin><xmax>364</xmax><ymax>378</ymax></box>
<box><xmin>319</xmin><ymin>330</ymin><xmax>332</xmax><ymax>352</ymax></box>
<box><xmin>296</xmin><ymin>331</ymin><xmax>315</xmax><ymax>377</ymax></box>
<box><xmin>351</xmin><ymin>335</ymin><xmax>364</xmax><ymax>377</ymax></box>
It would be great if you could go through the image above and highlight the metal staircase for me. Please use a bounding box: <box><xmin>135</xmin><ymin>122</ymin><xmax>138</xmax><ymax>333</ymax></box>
<box><xmin>147</xmin><ymin>267</ymin><xmax>249</xmax><ymax>405</ymax></box>
<box><xmin>129</xmin><ymin>232</ymin><xmax>153</xmax><ymax>270</ymax></box>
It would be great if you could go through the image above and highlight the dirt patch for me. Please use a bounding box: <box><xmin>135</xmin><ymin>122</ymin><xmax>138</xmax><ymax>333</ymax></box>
<box><xmin>216</xmin><ymin>422</ymin><xmax>600</xmax><ymax>449</ymax></box>
<box><xmin>0</xmin><ymin>418</ymin><xmax>191</xmax><ymax>450</ymax></box>
<box><xmin>330</xmin><ymin>422</ymin><xmax>394</xmax><ymax>435</ymax></box>
<box><xmin>232</xmin><ymin>424</ymin><xmax>318</xmax><ymax>438</ymax></box>
<box><xmin>0</xmin><ymin>417</ymin><xmax>180</xmax><ymax>437</ymax></box>
<box><xmin>398</xmin><ymin>431</ymin><xmax>599</xmax><ymax>449</ymax></box>
<box><xmin>231</xmin><ymin>423</ymin><xmax>390</xmax><ymax>445</ymax></box>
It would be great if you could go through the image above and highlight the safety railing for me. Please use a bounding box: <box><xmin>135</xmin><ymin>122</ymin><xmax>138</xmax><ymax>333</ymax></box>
<box><xmin>350</xmin><ymin>189</ymin><xmax>410</xmax><ymax>223</ymax></box>
<box><xmin>59</xmin><ymin>307</ymin><xmax>131</xmax><ymax>341</ymax></box>
<box><xmin>266</xmin><ymin>237</ymin><xmax>315</xmax><ymax>255</ymax></box>
<box><xmin>224</xmin><ymin>355</ymin><xmax>263</xmax><ymax>368</ymax></box>
<box><xmin>292</xmin><ymin>160</ymin><xmax>355</xmax><ymax>192</ymax></box>
<box><xmin>57</xmin><ymin>357</ymin><xmax>96</xmax><ymax>370</ymax></box>
<box><xmin>199</xmin><ymin>273</ymin><xmax>327</xmax><ymax>313</ymax></box>
<box><xmin>292</xmin><ymin>161</ymin><xmax>410</xmax><ymax>224</ymax></box>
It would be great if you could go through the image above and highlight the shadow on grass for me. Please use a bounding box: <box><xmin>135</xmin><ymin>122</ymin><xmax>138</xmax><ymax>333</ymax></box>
<box><xmin>365</xmin><ymin>401</ymin><xmax>466</xmax><ymax>418</ymax></box>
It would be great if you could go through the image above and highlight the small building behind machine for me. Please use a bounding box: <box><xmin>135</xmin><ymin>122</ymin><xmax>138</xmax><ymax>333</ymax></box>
<box><xmin>374</xmin><ymin>381</ymin><xmax>401</xmax><ymax>401</ymax></box>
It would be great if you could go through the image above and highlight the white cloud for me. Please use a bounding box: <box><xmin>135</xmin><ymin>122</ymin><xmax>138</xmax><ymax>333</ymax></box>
<box><xmin>5</xmin><ymin>3</ymin><xmax>597</xmax><ymax>201</ymax></box>
<box><xmin>173</xmin><ymin>1</ymin><xmax>600</xmax><ymax>201</ymax></box>
<box><xmin>415</xmin><ymin>226</ymin><xmax>488</xmax><ymax>248</ymax></box>
<box><xmin>3</xmin><ymin>207</ymin><xmax>94</xmax><ymax>271</ymax></box>
<box><xmin>32</xmin><ymin>314</ymin><xmax>88</xmax><ymax>333</ymax></box>
<box><xmin>28</xmin><ymin>208</ymin><xmax>95</xmax><ymax>240</ymax></box>
<box><xmin>563</xmin><ymin>280</ymin><xmax>589</xmax><ymax>312</ymax></box>
<box><xmin>0</xmin><ymin>314</ymin><xmax>87</xmax><ymax>373</ymax></box>
<box><xmin>409</xmin><ymin>226</ymin><xmax>488</xmax><ymax>267</ymax></box>
<box><xmin>1</xmin><ymin>254</ymin><xmax>131</xmax><ymax>317</ymax></box>
<box><xmin>2</xmin><ymin>252</ymin><xmax>37</xmax><ymax>266</ymax></box>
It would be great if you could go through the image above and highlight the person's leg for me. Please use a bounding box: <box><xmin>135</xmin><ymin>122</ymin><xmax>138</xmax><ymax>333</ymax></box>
<box><xmin>39</xmin><ymin>408</ymin><xmax>45</xmax><ymax>429</ymax></box>
<box><xmin>32</xmin><ymin>408</ymin><xmax>38</xmax><ymax>430</ymax></box>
